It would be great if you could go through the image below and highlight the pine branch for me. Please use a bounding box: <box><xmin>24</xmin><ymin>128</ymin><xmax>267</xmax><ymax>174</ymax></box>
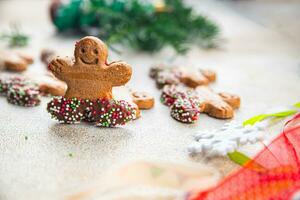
<box><xmin>52</xmin><ymin>0</ymin><xmax>220</xmax><ymax>54</ymax></box>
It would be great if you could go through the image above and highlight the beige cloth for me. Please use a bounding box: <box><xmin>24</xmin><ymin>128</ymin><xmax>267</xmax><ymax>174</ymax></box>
<box><xmin>66</xmin><ymin>160</ymin><xmax>220</xmax><ymax>200</ymax></box>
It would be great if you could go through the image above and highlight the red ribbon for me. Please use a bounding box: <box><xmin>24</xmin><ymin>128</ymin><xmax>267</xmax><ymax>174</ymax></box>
<box><xmin>189</xmin><ymin>113</ymin><xmax>300</xmax><ymax>200</ymax></box>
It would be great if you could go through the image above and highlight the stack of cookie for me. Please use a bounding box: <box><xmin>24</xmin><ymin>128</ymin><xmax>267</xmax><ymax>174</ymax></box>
<box><xmin>150</xmin><ymin>65</ymin><xmax>240</xmax><ymax>123</ymax></box>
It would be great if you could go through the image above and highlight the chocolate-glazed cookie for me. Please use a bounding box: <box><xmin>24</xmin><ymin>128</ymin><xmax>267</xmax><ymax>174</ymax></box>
<box><xmin>7</xmin><ymin>84</ymin><xmax>40</xmax><ymax>107</ymax></box>
<box><xmin>85</xmin><ymin>99</ymin><xmax>136</xmax><ymax>127</ymax></box>
<box><xmin>47</xmin><ymin>97</ymin><xmax>86</xmax><ymax>124</ymax></box>
<box><xmin>170</xmin><ymin>98</ymin><xmax>200</xmax><ymax>124</ymax></box>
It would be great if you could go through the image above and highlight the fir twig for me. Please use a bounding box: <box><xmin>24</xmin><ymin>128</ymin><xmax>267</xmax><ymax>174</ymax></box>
<box><xmin>0</xmin><ymin>23</ymin><xmax>29</xmax><ymax>47</ymax></box>
<box><xmin>52</xmin><ymin>0</ymin><xmax>220</xmax><ymax>54</ymax></box>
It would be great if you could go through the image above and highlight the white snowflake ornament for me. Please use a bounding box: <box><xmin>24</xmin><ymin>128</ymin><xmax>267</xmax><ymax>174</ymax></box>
<box><xmin>188</xmin><ymin>121</ymin><xmax>267</xmax><ymax>157</ymax></box>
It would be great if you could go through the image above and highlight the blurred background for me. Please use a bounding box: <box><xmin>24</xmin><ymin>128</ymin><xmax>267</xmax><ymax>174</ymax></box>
<box><xmin>1</xmin><ymin>0</ymin><xmax>300</xmax><ymax>50</ymax></box>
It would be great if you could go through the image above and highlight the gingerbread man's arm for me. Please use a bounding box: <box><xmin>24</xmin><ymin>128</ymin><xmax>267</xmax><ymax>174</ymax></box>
<box><xmin>49</xmin><ymin>57</ymin><xmax>73</xmax><ymax>81</ymax></box>
<box><xmin>106</xmin><ymin>61</ymin><xmax>132</xmax><ymax>86</ymax></box>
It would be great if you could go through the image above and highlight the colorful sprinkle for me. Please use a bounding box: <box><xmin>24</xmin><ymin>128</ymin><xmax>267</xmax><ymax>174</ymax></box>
<box><xmin>170</xmin><ymin>98</ymin><xmax>200</xmax><ymax>123</ymax></box>
<box><xmin>47</xmin><ymin>97</ymin><xmax>136</xmax><ymax>127</ymax></box>
<box><xmin>160</xmin><ymin>84</ymin><xmax>195</xmax><ymax>107</ymax></box>
<box><xmin>7</xmin><ymin>85</ymin><xmax>40</xmax><ymax>107</ymax></box>
<box><xmin>155</xmin><ymin>71</ymin><xmax>181</xmax><ymax>89</ymax></box>
<box><xmin>0</xmin><ymin>77</ymin><xmax>40</xmax><ymax>107</ymax></box>
<box><xmin>161</xmin><ymin>84</ymin><xmax>201</xmax><ymax>108</ymax></box>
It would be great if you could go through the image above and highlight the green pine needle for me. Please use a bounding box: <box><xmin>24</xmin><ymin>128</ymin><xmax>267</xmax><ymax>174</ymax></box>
<box><xmin>52</xmin><ymin>0</ymin><xmax>219</xmax><ymax>54</ymax></box>
<box><xmin>0</xmin><ymin>24</ymin><xmax>29</xmax><ymax>47</ymax></box>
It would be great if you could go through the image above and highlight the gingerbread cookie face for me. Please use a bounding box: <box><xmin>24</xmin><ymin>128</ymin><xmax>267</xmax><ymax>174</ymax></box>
<box><xmin>48</xmin><ymin>36</ymin><xmax>132</xmax><ymax>100</ymax></box>
<box><xmin>131</xmin><ymin>91</ymin><xmax>154</xmax><ymax>110</ymax></box>
<box><xmin>74</xmin><ymin>37</ymin><xmax>108</xmax><ymax>66</ymax></box>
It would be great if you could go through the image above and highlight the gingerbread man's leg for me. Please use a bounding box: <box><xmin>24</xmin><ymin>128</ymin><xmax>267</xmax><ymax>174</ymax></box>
<box><xmin>47</xmin><ymin>97</ymin><xmax>85</xmax><ymax>124</ymax></box>
<box><xmin>83</xmin><ymin>99</ymin><xmax>136</xmax><ymax>127</ymax></box>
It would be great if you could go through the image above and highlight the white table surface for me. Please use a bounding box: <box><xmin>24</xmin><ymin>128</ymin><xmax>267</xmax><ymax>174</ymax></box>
<box><xmin>0</xmin><ymin>0</ymin><xmax>299</xmax><ymax>199</ymax></box>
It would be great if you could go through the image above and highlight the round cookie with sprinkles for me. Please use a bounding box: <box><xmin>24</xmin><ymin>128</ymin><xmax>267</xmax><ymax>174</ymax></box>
<box><xmin>7</xmin><ymin>84</ymin><xmax>40</xmax><ymax>107</ymax></box>
<box><xmin>47</xmin><ymin>97</ymin><xmax>85</xmax><ymax>124</ymax></box>
<box><xmin>85</xmin><ymin>99</ymin><xmax>136</xmax><ymax>127</ymax></box>
<box><xmin>170</xmin><ymin>98</ymin><xmax>200</xmax><ymax>123</ymax></box>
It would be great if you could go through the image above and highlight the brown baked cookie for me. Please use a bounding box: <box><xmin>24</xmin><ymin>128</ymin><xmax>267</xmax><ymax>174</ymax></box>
<box><xmin>180</xmin><ymin>70</ymin><xmax>210</xmax><ymax>88</ymax></box>
<box><xmin>38</xmin><ymin>77</ymin><xmax>67</xmax><ymax>96</ymax></box>
<box><xmin>49</xmin><ymin>36</ymin><xmax>132</xmax><ymax>100</ymax></box>
<box><xmin>131</xmin><ymin>91</ymin><xmax>154</xmax><ymax>110</ymax></box>
<box><xmin>218</xmin><ymin>92</ymin><xmax>241</xmax><ymax>109</ymax></box>
<box><xmin>17</xmin><ymin>53</ymin><xmax>34</xmax><ymax>64</ymax></box>
<box><xmin>150</xmin><ymin>65</ymin><xmax>216</xmax><ymax>89</ymax></box>
<box><xmin>1</xmin><ymin>51</ymin><xmax>33</xmax><ymax>72</ymax></box>
<box><xmin>195</xmin><ymin>86</ymin><xmax>240</xmax><ymax>119</ymax></box>
<box><xmin>41</xmin><ymin>49</ymin><xmax>57</xmax><ymax>66</ymax></box>
<box><xmin>149</xmin><ymin>65</ymin><xmax>165</xmax><ymax>79</ymax></box>
<box><xmin>200</xmin><ymin>69</ymin><xmax>216</xmax><ymax>82</ymax></box>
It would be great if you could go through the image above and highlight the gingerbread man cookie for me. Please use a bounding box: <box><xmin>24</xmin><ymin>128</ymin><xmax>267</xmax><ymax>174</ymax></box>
<box><xmin>47</xmin><ymin>36</ymin><xmax>138</xmax><ymax>127</ymax></box>
<box><xmin>159</xmin><ymin>84</ymin><xmax>240</xmax><ymax>123</ymax></box>
<box><xmin>49</xmin><ymin>36</ymin><xmax>132</xmax><ymax>100</ymax></box>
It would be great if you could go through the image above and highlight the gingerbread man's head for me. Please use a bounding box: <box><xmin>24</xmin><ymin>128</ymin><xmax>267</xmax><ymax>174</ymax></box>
<box><xmin>74</xmin><ymin>36</ymin><xmax>108</xmax><ymax>66</ymax></box>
